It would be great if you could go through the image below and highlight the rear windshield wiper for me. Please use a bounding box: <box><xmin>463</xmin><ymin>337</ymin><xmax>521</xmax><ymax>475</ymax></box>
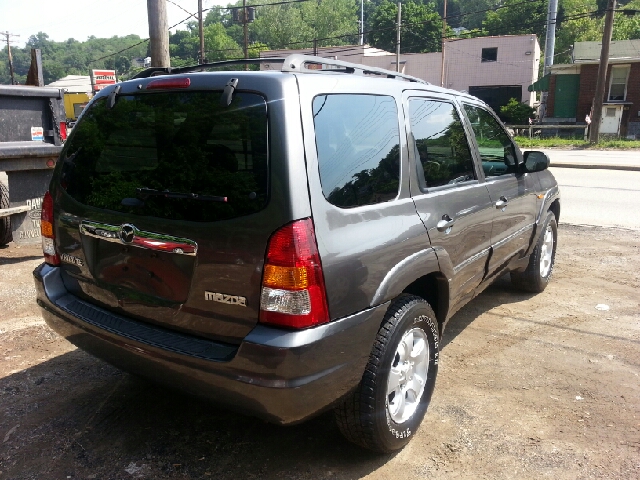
<box><xmin>136</xmin><ymin>187</ymin><xmax>228</xmax><ymax>203</ymax></box>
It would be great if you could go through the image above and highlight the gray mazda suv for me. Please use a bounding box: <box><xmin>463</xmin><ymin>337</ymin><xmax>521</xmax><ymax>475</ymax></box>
<box><xmin>34</xmin><ymin>55</ymin><xmax>560</xmax><ymax>452</ymax></box>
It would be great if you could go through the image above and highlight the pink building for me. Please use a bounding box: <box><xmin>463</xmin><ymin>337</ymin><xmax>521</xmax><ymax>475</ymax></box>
<box><xmin>261</xmin><ymin>34</ymin><xmax>541</xmax><ymax>112</ymax></box>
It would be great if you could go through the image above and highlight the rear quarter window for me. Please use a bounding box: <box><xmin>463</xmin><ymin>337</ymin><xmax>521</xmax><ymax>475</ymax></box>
<box><xmin>312</xmin><ymin>94</ymin><xmax>400</xmax><ymax>208</ymax></box>
<box><xmin>59</xmin><ymin>91</ymin><xmax>268</xmax><ymax>223</ymax></box>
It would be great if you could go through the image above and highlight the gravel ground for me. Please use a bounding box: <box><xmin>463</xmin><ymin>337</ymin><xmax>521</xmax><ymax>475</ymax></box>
<box><xmin>0</xmin><ymin>224</ymin><xmax>639</xmax><ymax>479</ymax></box>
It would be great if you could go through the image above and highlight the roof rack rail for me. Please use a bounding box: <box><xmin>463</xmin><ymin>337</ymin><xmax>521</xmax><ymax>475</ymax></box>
<box><xmin>131</xmin><ymin>54</ymin><xmax>428</xmax><ymax>85</ymax></box>
<box><xmin>132</xmin><ymin>58</ymin><xmax>286</xmax><ymax>79</ymax></box>
<box><xmin>281</xmin><ymin>54</ymin><xmax>429</xmax><ymax>84</ymax></box>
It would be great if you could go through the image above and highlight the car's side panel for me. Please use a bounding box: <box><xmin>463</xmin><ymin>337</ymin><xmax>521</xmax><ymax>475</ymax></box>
<box><xmin>484</xmin><ymin>173</ymin><xmax>537</xmax><ymax>272</ymax></box>
<box><xmin>402</xmin><ymin>92</ymin><xmax>494</xmax><ymax>313</ymax></box>
<box><xmin>458</xmin><ymin>100</ymin><xmax>538</xmax><ymax>278</ymax></box>
<box><xmin>412</xmin><ymin>184</ymin><xmax>494</xmax><ymax>308</ymax></box>
<box><xmin>371</xmin><ymin>247</ymin><xmax>443</xmax><ymax>306</ymax></box>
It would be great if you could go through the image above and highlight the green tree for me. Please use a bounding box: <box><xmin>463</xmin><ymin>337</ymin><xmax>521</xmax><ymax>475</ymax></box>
<box><xmin>204</xmin><ymin>22</ymin><xmax>242</xmax><ymax>60</ymax></box>
<box><xmin>455</xmin><ymin>0</ymin><xmax>499</xmax><ymax>30</ymax></box>
<box><xmin>299</xmin><ymin>0</ymin><xmax>358</xmax><ymax>46</ymax></box>
<box><xmin>483</xmin><ymin>0</ymin><xmax>547</xmax><ymax>38</ymax></box>
<box><xmin>1</xmin><ymin>33</ymin><xmax>148</xmax><ymax>84</ymax></box>
<box><xmin>250</xmin><ymin>4</ymin><xmax>311</xmax><ymax>49</ymax></box>
<box><xmin>553</xmin><ymin>0</ymin><xmax>640</xmax><ymax>63</ymax></box>
<box><xmin>369</xmin><ymin>1</ymin><xmax>444</xmax><ymax>53</ymax></box>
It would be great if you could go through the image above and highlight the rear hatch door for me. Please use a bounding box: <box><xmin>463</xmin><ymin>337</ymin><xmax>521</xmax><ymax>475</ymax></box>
<box><xmin>52</xmin><ymin>75</ymin><xmax>296</xmax><ymax>344</ymax></box>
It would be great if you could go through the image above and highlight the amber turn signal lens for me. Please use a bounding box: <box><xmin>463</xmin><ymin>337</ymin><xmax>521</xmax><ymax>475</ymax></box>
<box><xmin>262</xmin><ymin>264</ymin><xmax>309</xmax><ymax>289</ymax></box>
<box><xmin>41</xmin><ymin>220</ymin><xmax>53</xmax><ymax>237</ymax></box>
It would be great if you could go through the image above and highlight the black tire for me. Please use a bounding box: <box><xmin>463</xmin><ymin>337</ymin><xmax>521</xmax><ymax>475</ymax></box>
<box><xmin>511</xmin><ymin>211</ymin><xmax>557</xmax><ymax>293</ymax></box>
<box><xmin>335</xmin><ymin>294</ymin><xmax>439</xmax><ymax>453</ymax></box>
<box><xmin>0</xmin><ymin>182</ymin><xmax>12</xmax><ymax>246</ymax></box>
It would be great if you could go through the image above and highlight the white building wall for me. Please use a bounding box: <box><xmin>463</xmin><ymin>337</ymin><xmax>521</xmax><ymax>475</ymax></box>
<box><xmin>442</xmin><ymin>35</ymin><xmax>540</xmax><ymax>105</ymax></box>
<box><xmin>261</xmin><ymin>35</ymin><xmax>540</xmax><ymax>106</ymax></box>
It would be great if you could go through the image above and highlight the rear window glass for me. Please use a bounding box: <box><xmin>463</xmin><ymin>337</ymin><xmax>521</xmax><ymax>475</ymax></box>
<box><xmin>312</xmin><ymin>94</ymin><xmax>400</xmax><ymax>208</ymax></box>
<box><xmin>59</xmin><ymin>91</ymin><xmax>268</xmax><ymax>223</ymax></box>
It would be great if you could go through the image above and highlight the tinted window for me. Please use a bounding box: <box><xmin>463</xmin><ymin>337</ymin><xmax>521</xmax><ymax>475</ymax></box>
<box><xmin>409</xmin><ymin>99</ymin><xmax>475</xmax><ymax>189</ymax></box>
<box><xmin>60</xmin><ymin>91</ymin><xmax>268</xmax><ymax>222</ymax></box>
<box><xmin>463</xmin><ymin>104</ymin><xmax>518</xmax><ymax>178</ymax></box>
<box><xmin>313</xmin><ymin>94</ymin><xmax>400</xmax><ymax>208</ymax></box>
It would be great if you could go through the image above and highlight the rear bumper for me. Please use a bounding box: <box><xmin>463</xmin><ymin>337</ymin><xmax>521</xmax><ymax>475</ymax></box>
<box><xmin>34</xmin><ymin>263</ymin><xmax>387</xmax><ymax>425</ymax></box>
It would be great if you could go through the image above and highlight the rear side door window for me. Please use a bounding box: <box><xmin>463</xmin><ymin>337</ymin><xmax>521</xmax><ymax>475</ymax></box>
<box><xmin>462</xmin><ymin>104</ymin><xmax>519</xmax><ymax>178</ymax></box>
<box><xmin>408</xmin><ymin>98</ymin><xmax>476</xmax><ymax>190</ymax></box>
<box><xmin>312</xmin><ymin>94</ymin><xmax>400</xmax><ymax>208</ymax></box>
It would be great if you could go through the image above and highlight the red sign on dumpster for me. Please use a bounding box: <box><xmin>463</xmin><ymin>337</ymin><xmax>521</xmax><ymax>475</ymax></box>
<box><xmin>90</xmin><ymin>69</ymin><xmax>117</xmax><ymax>93</ymax></box>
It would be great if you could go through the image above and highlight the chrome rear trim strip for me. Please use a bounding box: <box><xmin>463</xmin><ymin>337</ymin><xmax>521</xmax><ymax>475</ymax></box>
<box><xmin>80</xmin><ymin>221</ymin><xmax>198</xmax><ymax>256</ymax></box>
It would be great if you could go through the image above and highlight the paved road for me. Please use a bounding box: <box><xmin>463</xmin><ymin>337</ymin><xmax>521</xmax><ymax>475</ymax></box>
<box><xmin>549</xmin><ymin>167</ymin><xmax>640</xmax><ymax>229</ymax></box>
<box><xmin>543</xmin><ymin>149</ymin><xmax>640</xmax><ymax>171</ymax></box>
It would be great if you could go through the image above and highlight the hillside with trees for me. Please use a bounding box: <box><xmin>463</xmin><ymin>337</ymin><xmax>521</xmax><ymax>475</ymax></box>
<box><xmin>2</xmin><ymin>0</ymin><xmax>639</xmax><ymax>85</ymax></box>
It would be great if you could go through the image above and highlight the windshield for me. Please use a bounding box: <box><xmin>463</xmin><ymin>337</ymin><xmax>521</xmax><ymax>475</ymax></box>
<box><xmin>59</xmin><ymin>90</ymin><xmax>269</xmax><ymax>223</ymax></box>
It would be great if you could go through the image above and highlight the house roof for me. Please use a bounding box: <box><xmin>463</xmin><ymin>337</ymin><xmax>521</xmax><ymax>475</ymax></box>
<box><xmin>572</xmin><ymin>39</ymin><xmax>640</xmax><ymax>63</ymax></box>
<box><xmin>46</xmin><ymin>75</ymin><xmax>93</xmax><ymax>94</ymax></box>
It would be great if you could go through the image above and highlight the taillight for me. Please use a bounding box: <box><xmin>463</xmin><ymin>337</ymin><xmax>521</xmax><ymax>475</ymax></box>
<box><xmin>259</xmin><ymin>218</ymin><xmax>330</xmax><ymax>329</ymax></box>
<box><xmin>59</xmin><ymin>122</ymin><xmax>67</xmax><ymax>141</ymax></box>
<box><xmin>41</xmin><ymin>191</ymin><xmax>60</xmax><ymax>266</ymax></box>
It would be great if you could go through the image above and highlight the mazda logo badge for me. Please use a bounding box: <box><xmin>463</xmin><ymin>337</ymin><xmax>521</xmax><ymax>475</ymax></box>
<box><xmin>119</xmin><ymin>224</ymin><xmax>136</xmax><ymax>244</ymax></box>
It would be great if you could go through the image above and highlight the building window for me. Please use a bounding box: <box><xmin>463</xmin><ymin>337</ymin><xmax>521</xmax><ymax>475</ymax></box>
<box><xmin>481</xmin><ymin>48</ymin><xmax>498</xmax><ymax>62</ymax></box>
<box><xmin>608</xmin><ymin>65</ymin><xmax>630</xmax><ymax>101</ymax></box>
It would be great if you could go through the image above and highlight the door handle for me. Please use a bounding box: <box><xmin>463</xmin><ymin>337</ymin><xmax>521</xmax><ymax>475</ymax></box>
<box><xmin>437</xmin><ymin>214</ymin><xmax>455</xmax><ymax>233</ymax></box>
<box><xmin>495</xmin><ymin>196</ymin><xmax>508</xmax><ymax>210</ymax></box>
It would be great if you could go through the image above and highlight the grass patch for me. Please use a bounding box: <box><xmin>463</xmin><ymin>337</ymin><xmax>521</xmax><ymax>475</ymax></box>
<box><xmin>514</xmin><ymin>136</ymin><xmax>640</xmax><ymax>149</ymax></box>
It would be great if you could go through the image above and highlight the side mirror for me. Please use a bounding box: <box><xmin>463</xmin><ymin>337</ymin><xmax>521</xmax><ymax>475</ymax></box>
<box><xmin>523</xmin><ymin>151</ymin><xmax>550</xmax><ymax>173</ymax></box>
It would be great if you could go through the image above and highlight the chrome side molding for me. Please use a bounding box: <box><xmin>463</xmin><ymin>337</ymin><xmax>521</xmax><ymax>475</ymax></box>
<box><xmin>80</xmin><ymin>221</ymin><xmax>198</xmax><ymax>256</ymax></box>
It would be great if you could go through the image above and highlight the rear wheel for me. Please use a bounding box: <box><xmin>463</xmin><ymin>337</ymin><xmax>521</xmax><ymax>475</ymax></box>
<box><xmin>335</xmin><ymin>294</ymin><xmax>439</xmax><ymax>452</ymax></box>
<box><xmin>511</xmin><ymin>211</ymin><xmax>557</xmax><ymax>293</ymax></box>
<box><xmin>0</xmin><ymin>182</ymin><xmax>12</xmax><ymax>246</ymax></box>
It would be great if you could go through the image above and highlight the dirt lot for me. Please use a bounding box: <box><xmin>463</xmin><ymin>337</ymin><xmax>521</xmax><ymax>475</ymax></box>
<box><xmin>0</xmin><ymin>224</ymin><xmax>638</xmax><ymax>480</ymax></box>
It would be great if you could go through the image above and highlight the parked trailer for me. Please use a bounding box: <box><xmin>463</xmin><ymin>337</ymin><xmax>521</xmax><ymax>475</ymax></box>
<box><xmin>0</xmin><ymin>85</ymin><xmax>66</xmax><ymax>246</ymax></box>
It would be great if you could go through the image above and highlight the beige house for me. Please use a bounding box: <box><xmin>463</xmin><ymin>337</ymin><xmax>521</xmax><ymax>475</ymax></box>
<box><xmin>261</xmin><ymin>34</ymin><xmax>540</xmax><ymax>111</ymax></box>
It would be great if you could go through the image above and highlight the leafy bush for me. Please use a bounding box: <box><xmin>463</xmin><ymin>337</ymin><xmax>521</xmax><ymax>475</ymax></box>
<box><xmin>500</xmin><ymin>98</ymin><xmax>536</xmax><ymax>125</ymax></box>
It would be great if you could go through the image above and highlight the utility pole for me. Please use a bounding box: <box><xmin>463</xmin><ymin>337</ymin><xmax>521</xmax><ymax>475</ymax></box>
<box><xmin>1</xmin><ymin>31</ymin><xmax>19</xmax><ymax>85</ymax></box>
<box><xmin>589</xmin><ymin>0</ymin><xmax>616</xmax><ymax>143</ymax></box>
<box><xmin>360</xmin><ymin>0</ymin><xmax>364</xmax><ymax>46</ymax></box>
<box><xmin>243</xmin><ymin>0</ymin><xmax>249</xmax><ymax>61</ymax></box>
<box><xmin>540</xmin><ymin>0</ymin><xmax>558</xmax><ymax>119</ymax></box>
<box><xmin>543</xmin><ymin>0</ymin><xmax>558</xmax><ymax>75</ymax></box>
<box><xmin>232</xmin><ymin>4</ymin><xmax>254</xmax><ymax>68</ymax></box>
<box><xmin>198</xmin><ymin>0</ymin><xmax>205</xmax><ymax>64</ymax></box>
<box><xmin>440</xmin><ymin>0</ymin><xmax>447</xmax><ymax>87</ymax></box>
<box><xmin>147</xmin><ymin>0</ymin><xmax>170</xmax><ymax>67</ymax></box>
<box><xmin>396</xmin><ymin>2</ymin><xmax>401</xmax><ymax>73</ymax></box>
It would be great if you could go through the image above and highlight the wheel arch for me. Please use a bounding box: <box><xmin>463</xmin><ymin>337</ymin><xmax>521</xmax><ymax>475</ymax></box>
<box><xmin>549</xmin><ymin>198</ymin><xmax>560</xmax><ymax>223</ymax></box>
<box><xmin>401</xmin><ymin>273</ymin><xmax>449</xmax><ymax>336</ymax></box>
<box><xmin>370</xmin><ymin>247</ymin><xmax>449</xmax><ymax>337</ymax></box>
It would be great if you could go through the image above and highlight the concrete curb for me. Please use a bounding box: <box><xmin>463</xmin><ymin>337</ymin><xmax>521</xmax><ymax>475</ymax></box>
<box><xmin>550</xmin><ymin>163</ymin><xmax>640</xmax><ymax>172</ymax></box>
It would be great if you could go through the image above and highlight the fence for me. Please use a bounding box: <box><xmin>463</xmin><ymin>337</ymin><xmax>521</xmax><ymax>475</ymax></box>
<box><xmin>507</xmin><ymin>124</ymin><xmax>589</xmax><ymax>140</ymax></box>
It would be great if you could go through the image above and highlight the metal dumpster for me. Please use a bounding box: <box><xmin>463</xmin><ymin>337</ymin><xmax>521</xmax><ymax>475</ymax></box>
<box><xmin>0</xmin><ymin>85</ymin><xmax>65</xmax><ymax>246</ymax></box>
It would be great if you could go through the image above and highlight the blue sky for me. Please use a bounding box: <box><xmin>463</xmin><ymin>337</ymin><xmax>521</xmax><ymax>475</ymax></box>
<box><xmin>1</xmin><ymin>0</ymin><xmax>229</xmax><ymax>47</ymax></box>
